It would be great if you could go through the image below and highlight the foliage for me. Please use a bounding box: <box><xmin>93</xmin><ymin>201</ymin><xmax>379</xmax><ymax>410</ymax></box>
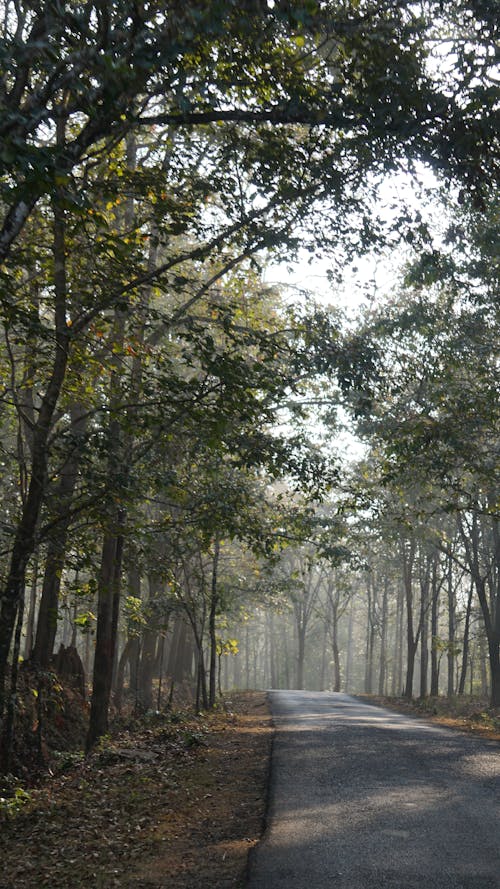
<box><xmin>0</xmin><ymin>781</ymin><xmax>31</xmax><ymax>821</ymax></box>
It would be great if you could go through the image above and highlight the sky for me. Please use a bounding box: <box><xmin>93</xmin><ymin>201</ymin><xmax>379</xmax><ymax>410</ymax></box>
<box><xmin>266</xmin><ymin>251</ymin><xmax>398</xmax><ymax>320</ymax></box>
<box><xmin>265</xmin><ymin>165</ymin><xmax>442</xmax><ymax>318</ymax></box>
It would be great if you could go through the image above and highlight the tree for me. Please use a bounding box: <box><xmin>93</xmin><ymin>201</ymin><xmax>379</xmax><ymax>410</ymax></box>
<box><xmin>1</xmin><ymin>0</ymin><xmax>499</xmax><ymax>756</ymax></box>
<box><xmin>345</xmin><ymin>188</ymin><xmax>500</xmax><ymax>702</ymax></box>
<box><xmin>1</xmin><ymin>1</ymin><xmax>498</xmax><ymax>259</ymax></box>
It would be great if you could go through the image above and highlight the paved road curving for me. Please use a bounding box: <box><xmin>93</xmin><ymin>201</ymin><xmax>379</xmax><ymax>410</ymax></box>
<box><xmin>246</xmin><ymin>691</ymin><xmax>500</xmax><ymax>889</ymax></box>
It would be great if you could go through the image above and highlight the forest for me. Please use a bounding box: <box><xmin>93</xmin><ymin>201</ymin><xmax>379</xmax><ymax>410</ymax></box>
<box><xmin>0</xmin><ymin>0</ymin><xmax>499</xmax><ymax>782</ymax></box>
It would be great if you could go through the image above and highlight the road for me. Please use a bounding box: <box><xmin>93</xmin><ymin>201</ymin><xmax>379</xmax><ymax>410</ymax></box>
<box><xmin>246</xmin><ymin>691</ymin><xmax>500</xmax><ymax>889</ymax></box>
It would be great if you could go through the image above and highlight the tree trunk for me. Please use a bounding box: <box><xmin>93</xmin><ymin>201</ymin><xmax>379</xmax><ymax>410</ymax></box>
<box><xmin>296</xmin><ymin>626</ymin><xmax>306</xmax><ymax>690</ymax></box>
<box><xmin>114</xmin><ymin>563</ymin><xmax>142</xmax><ymax>707</ymax></box>
<box><xmin>430</xmin><ymin>556</ymin><xmax>440</xmax><ymax>696</ymax></box>
<box><xmin>331</xmin><ymin>604</ymin><xmax>341</xmax><ymax>692</ymax></box>
<box><xmin>419</xmin><ymin>553</ymin><xmax>431</xmax><ymax>698</ymax></box>
<box><xmin>138</xmin><ymin>627</ymin><xmax>157</xmax><ymax>711</ymax></box>
<box><xmin>130</xmin><ymin>637</ymin><xmax>141</xmax><ymax>705</ymax></box>
<box><xmin>86</xmin><ymin>525</ymin><xmax>124</xmax><ymax>750</ymax></box>
<box><xmin>208</xmin><ymin>539</ymin><xmax>220</xmax><ymax>708</ymax></box>
<box><xmin>281</xmin><ymin>622</ymin><xmax>290</xmax><ymax>689</ymax></box>
<box><xmin>447</xmin><ymin>548</ymin><xmax>456</xmax><ymax>697</ymax></box>
<box><xmin>488</xmin><ymin>638</ymin><xmax>500</xmax><ymax>707</ymax></box>
<box><xmin>244</xmin><ymin>623</ymin><xmax>250</xmax><ymax>689</ymax></box>
<box><xmin>167</xmin><ymin>616</ymin><xmax>187</xmax><ymax>683</ymax></box>
<box><xmin>263</xmin><ymin>618</ymin><xmax>269</xmax><ymax>688</ymax></box>
<box><xmin>32</xmin><ymin>404</ymin><xmax>87</xmax><ymax>667</ymax></box>
<box><xmin>402</xmin><ymin>537</ymin><xmax>417</xmax><ymax>699</ymax></box>
<box><xmin>345</xmin><ymin>600</ymin><xmax>354</xmax><ymax>693</ymax></box>
<box><xmin>405</xmin><ymin>640</ymin><xmax>418</xmax><ymax>699</ymax></box>
<box><xmin>233</xmin><ymin>636</ymin><xmax>242</xmax><ymax>688</ymax></box>
<box><xmin>458</xmin><ymin>582</ymin><xmax>474</xmax><ymax>695</ymax></box>
<box><xmin>489</xmin><ymin>515</ymin><xmax>500</xmax><ymax>707</ymax></box>
<box><xmin>195</xmin><ymin>640</ymin><xmax>208</xmax><ymax>711</ymax></box>
<box><xmin>157</xmin><ymin>634</ymin><xmax>167</xmax><ymax>710</ymax></box>
<box><xmin>392</xmin><ymin>583</ymin><xmax>404</xmax><ymax>696</ymax></box>
<box><xmin>1</xmin><ymin>579</ymin><xmax>26</xmax><ymax>772</ymax></box>
<box><xmin>378</xmin><ymin>576</ymin><xmax>388</xmax><ymax>696</ymax></box>
<box><xmin>269</xmin><ymin>611</ymin><xmax>277</xmax><ymax>688</ymax></box>
<box><xmin>319</xmin><ymin>616</ymin><xmax>328</xmax><ymax>691</ymax></box>
<box><xmin>114</xmin><ymin>637</ymin><xmax>134</xmax><ymax>712</ymax></box>
<box><xmin>23</xmin><ymin>555</ymin><xmax>39</xmax><ymax>660</ymax></box>
<box><xmin>137</xmin><ymin>572</ymin><xmax>163</xmax><ymax>711</ymax></box>
<box><xmin>365</xmin><ymin>574</ymin><xmax>377</xmax><ymax>695</ymax></box>
<box><xmin>479</xmin><ymin>632</ymin><xmax>489</xmax><ymax>697</ymax></box>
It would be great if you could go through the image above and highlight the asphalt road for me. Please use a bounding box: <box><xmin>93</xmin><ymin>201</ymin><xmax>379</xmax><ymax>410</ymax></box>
<box><xmin>246</xmin><ymin>690</ymin><xmax>500</xmax><ymax>889</ymax></box>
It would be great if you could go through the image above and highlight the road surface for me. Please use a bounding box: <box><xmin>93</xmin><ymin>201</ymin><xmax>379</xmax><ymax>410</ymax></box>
<box><xmin>247</xmin><ymin>691</ymin><xmax>500</xmax><ymax>889</ymax></box>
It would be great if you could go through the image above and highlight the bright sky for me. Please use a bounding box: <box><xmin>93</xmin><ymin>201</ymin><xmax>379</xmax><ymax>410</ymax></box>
<box><xmin>266</xmin><ymin>165</ymin><xmax>442</xmax><ymax>319</ymax></box>
<box><xmin>266</xmin><ymin>251</ymin><xmax>399</xmax><ymax>320</ymax></box>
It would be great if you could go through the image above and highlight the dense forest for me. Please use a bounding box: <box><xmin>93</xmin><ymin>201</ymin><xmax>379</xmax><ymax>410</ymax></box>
<box><xmin>0</xmin><ymin>0</ymin><xmax>498</xmax><ymax>774</ymax></box>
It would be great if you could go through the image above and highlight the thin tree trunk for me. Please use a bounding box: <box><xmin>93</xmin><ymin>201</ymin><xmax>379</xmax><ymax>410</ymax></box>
<box><xmin>244</xmin><ymin>624</ymin><xmax>250</xmax><ymax>689</ymax></box>
<box><xmin>32</xmin><ymin>404</ymin><xmax>87</xmax><ymax>667</ymax></box>
<box><xmin>23</xmin><ymin>554</ymin><xmax>39</xmax><ymax>660</ymax></box>
<box><xmin>331</xmin><ymin>603</ymin><xmax>341</xmax><ymax>692</ymax></box>
<box><xmin>84</xmin><ymin>626</ymin><xmax>91</xmax><ymax>680</ymax></box>
<box><xmin>479</xmin><ymin>632</ymin><xmax>489</xmax><ymax>697</ymax></box>
<box><xmin>419</xmin><ymin>553</ymin><xmax>431</xmax><ymax>699</ymax></box>
<box><xmin>269</xmin><ymin>611</ymin><xmax>277</xmax><ymax>688</ymax></box>
<box><xmin>86</xmin><ymin>531</ymin><xmax>121</xmax><ymax>751</ymax></box>
<box><xmin>208</xmin><ymin>539</ymin><xmax>220</xmax><ymax>708</ymax></box>
<box><xmin>297</xmin><ymin>626</ymin><xmax>306</xmax><ymax>690</ymax></box>
<box><xmin>137</xmin><ymin>572</ymin><xmax>162</xmax><ymax>711</ymax></box>
<box><xmin>402</xmin><ymin>537</ymin><xmax>418</xmax><ymax>699</ymax></box>
<box><xmin>447</xmin><ymin>549</ymin><xmax>456</xmax><ymax>697</ymax></box>
<box><xmin>282</xmin><ymin>621</ymin><xmax>290</xmax><ymax>689</ymax></box>
<box><xmin>378</xmin><ymin>576</ymin><xmax>388</xmax><ymax>696</ymax></box>
<box><xmin>430</xmin><ymin>556</ymin><xmax>440</xmax><ymax>696</ymax></box>
<box><xmin>365</xmin><ymin>574</ymin><xmax>376</xmax><ymax>694</ymax></box>
<box><xmin>253</xmin><ymin>638</ymin><xmax>257</xmax><ymax>689</ymax></box>
<box><xmin>319</xmin><ymin>615</ymin><xmax>328</xmax><ymax>691</ymax></box>
<box><xmin>115</xmin><ymin>637</ymin><xmax>134</xmax><ymax>712</ymax></box>
<box><xmin>138</xmin><ymin>626</ymin><xmax>157</xmax><ymax>711</ymax></box>
<box><xmin>167</xmin><ymin>616</ymin><xmax>187</xmax><ymax>683</ymax></box>
<box><xmin>345</xmin><ymin>600</ymin><xmax>354</xmax><ymax>694</ymax></box>
<box><xmin>458</xmin><ymin>582</ymin><xmax>474</xmax><ymax>695</ymax></box>
<box><xmin>195</xmin><ymin>640</ymin><xmax>208</xmax><ymax>711</ymax></box>
<box><xmin>392</xmin><ymin>584</ymin><xmax>404</xmax><ymax>696</ymax></box>
<box><xmin>489</xmin><ymin>516</ymin><xmax>500</xmax><ymax>706</ymax></box>
<box><xmin>157</xmin><ymin>634</ymin><xmax>166</xmax><ymax>710</ymax></box>
<box><xmin>1</xmin><ymin>580</ymin><xmax>26</xmax><ymax>771</ymax></box>
<box><xmin>233</xmin><ymin>636</ymin><xmax>241</xmax><ymax>688</ymax></box>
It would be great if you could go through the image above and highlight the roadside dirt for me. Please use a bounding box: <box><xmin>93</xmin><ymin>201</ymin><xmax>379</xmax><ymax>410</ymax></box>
<box><xmin>0</xmin><ymin>692</ymin><xmax>273</xmax><ymax>889</ymax></box>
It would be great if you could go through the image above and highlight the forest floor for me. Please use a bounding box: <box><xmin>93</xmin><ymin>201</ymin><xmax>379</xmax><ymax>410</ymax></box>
<box><xmin>0</xmin><ymin>691</ymin><xmax>273</xmax><ymax>889</ymax></box>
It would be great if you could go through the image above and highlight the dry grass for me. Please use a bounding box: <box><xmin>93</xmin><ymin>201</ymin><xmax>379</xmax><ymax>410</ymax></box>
<box><xmin>357</xmin><ymin>694</ymin><xmax>500</xmax><ymax>741</ymax></box>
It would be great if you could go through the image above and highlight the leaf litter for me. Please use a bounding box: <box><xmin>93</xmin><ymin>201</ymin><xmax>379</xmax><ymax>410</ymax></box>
<box><xmin>0</xmin><ymin>692</ymin><xmax>272</xmax><ymax>889</ymax></box>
